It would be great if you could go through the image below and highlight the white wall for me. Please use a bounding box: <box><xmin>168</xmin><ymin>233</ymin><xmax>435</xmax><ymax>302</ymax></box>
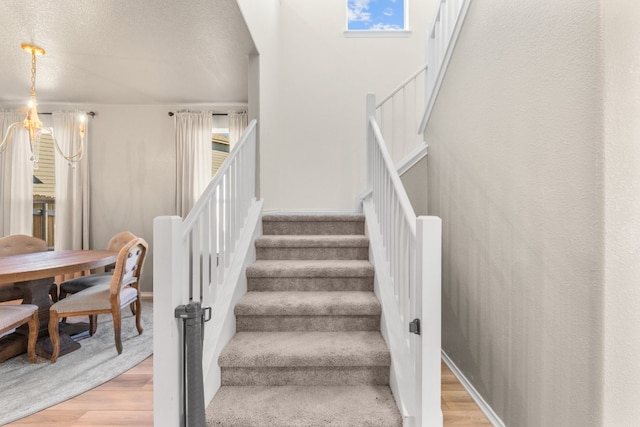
<box><xmin>400</xmin><ymin>156</ymin><xmax>428</xmax><ymax>216</ymax></box>
<box><xmin>603</xmin><ymin>1</ymin><xmax>640</xmax><ymax>424</ymax></box>
<box><xmin>425</xmin><ymin>0</ymin><xmax>604</xmax><ymax>425</ymax></box>
<box><xmin>238</xmin><ymin>0</ymin><xmax>436</xmax><ymax>211</ymax></box>
<box><xmin>87</xmin><ymin>105</ymin><xmax>175</xmax><ymax>293</ymax></box>
<box><xmin>39</xmin><ymin>103</ymin><xmax>243</xmax><ymax>293</ymax></box>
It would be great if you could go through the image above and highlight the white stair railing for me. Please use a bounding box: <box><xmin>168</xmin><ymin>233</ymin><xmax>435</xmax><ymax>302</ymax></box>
<box><xmin>364</xmin><ymin>93</ymin><xmax>442</xmax><ymax>427</ymax></box>
<box><xmin>376</xmin><ymin>65</ymin><xmax>428</xmax><ymax>172</ymax></box>
<box><xmin>153</xmin><ymin>120</ymin><xmax>261</xmax><ymax>426</ymax></box>
<box><xmin>375</xmin><ymin>0</ymin><xmax>471</xmax><ymax>176</ymax></box>
<box><xmin>418</xmin><ymin>0</ymin><xmax>472</xmax><ymax>134</ymax></box>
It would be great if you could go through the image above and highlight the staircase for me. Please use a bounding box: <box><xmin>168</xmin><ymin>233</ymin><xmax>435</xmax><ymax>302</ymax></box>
<box><xmin>206</xmin><ymin>214</ymin><xmax>402</xmax><ymax>426</ymax></box>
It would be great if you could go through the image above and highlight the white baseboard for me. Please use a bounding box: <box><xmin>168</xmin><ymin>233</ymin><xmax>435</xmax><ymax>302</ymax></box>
<box><xmin>441</xmin><ymin>350</ymin><xmax>505</xmax><ymax>427</ymax></box>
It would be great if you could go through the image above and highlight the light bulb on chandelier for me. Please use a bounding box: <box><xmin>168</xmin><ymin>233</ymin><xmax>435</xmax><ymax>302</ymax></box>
<box><xmin>0</xmin><ymin>43</ymin><xmax>88</xmax><ymax>168</ymax></box>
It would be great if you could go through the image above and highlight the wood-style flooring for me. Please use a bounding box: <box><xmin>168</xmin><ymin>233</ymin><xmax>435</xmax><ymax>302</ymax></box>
<box><xmin>8</xmin><ymin>357</ymin><xmax>492</xmax><ymax>426</ymax></box>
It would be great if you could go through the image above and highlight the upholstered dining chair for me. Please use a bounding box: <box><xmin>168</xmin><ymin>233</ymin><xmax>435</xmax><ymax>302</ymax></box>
<box><xmin>0</xmin><ymin>304</ymin><xmax>39</xmax><ymax>363</ymax></box>
<box><xmin>48</xmin><ymin>237</ymin><xmax>148</xmax><ymax>363</ymax></box>
<box><xmin>58</xmin><ymin>231</ymin><xmax>137</xmax><ymax>300</ymax></box>
<box><xmin>0</xmin><ymin>234</ymin><xmax>58</xmax><ymax>303</ymax></box>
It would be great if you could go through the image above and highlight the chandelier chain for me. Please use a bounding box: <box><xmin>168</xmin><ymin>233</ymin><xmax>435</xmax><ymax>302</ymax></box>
<box><xmin>30</xmin><ymin>49</ymin><xmax>37</xmax><ymax>98</ymax></box>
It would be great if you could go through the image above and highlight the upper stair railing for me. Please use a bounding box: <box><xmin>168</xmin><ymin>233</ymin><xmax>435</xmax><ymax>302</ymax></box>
<box><xmin>153</xmin><ymin>120</ymin><xmax>261</xmax><ymax>426</ymax></box>
<box><xmin>364</xmin><ymin>93</ymin><xmax>442</xmax><ymax>427</ymax></box>
<box><xmin>375</xmin><ymin>65</ymin><xmax>427</xmax><ymax>173</ymax></box>
<box><xmin>376</xmin><ymin>0</ymin><xmax>471</xmax><ymax>176</ymax></box>
<box><xmin>418</xmin><ymin>0</ymin><xmax>472</xmax><ymax>134</ymax></box>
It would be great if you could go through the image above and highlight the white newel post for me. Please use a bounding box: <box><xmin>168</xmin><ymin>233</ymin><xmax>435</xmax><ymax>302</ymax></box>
<box><xmin>154</xmin><ymin>216</ymin><xmax>188</xmax><ymax>426</ymax></box>
<box><xmin>416</xmin><ymin>216</ymin><xmax>442</xmax><ymax>427</ymax></box>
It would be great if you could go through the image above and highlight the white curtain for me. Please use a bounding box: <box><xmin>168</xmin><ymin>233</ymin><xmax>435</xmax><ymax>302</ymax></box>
<box><xmin>175</xmin><ymin>111</ymin><xmax>213</xmax><ymax>217</ymax></box>
<box><xmin>0</xmin><ymin>111</ymin><xmax>33</xmax><ymax>236</ymax></box>
<box><xmin>53</xmin><ymin>111</ymin><xmax>90</xmax><ymax>250</ymax></box>
<box><xmin>228</xmin><ymin>111</ymin><xmax>248</xmax><ymax>150</ymax></box>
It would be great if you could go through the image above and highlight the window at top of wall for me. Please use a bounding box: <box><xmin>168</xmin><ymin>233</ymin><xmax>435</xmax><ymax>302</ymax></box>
<box><xmin>346</xmin><ymin>0</ymin><xmax>409</xmax><ymax>36</ymax></box>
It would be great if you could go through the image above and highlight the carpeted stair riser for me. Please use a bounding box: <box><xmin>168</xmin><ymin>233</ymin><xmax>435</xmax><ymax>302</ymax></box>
<box><xmin>236</xmin><ymin>315</ymin><xmax>380</xmax><ymax>332</ymax></box>
<box><xmin>257</xmin><ymin>246</ymin><xmax>369</xmax><ymax>260</ymax></box>
<box><xmin>247</xmin><ymin>259</ymin><xmax>374</xmax><ymax>292</ymax></box>
<box><xmin>247</xmin><ymin>277</ymin><xmax>373</xmax><ymax>292</ymax></box>
<box><xmin>235</xmin><ymin>291</ymin><xmax>381</xmax><ymax>332</ymax></box>
<box><xmin>256</xmin><ymin>235</ymin><xmax>369</xmax><ymax>260</ymax></box>
<box><xmin>262</xmin><ymin>214</ymin><xmax>365</xmax><ymax>235</ymax></box>
<box><xmin>221</xmin><ymin>366</ymin><xmax>390</xmax><ymax>386</ymax></box>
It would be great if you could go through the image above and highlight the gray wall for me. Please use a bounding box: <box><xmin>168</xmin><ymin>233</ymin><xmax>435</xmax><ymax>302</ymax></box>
<box><xmin>52</xmin><ymin>103</ymin><xmax>243</xmax><ymax>293</ymax></box>
<box><xmin>603</xmin><ymin>1</ymin><xmax>640</xmax><ymax>424</ymax></box>
<box><xmin>88</xmin><ymin>105</ymin><xmax>176</xmax><ymax>294</ymax></box>
<box><xmin>425</xmin><ymin>0</ymin><xmax>604</xmax><ymax>425</ymax></box>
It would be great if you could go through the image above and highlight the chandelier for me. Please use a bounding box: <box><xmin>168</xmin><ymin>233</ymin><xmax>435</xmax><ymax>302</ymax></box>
<box><xmin>0</xmin><ymin>43</ymin><xmax>86</xmax><ymax>168</ymax></box>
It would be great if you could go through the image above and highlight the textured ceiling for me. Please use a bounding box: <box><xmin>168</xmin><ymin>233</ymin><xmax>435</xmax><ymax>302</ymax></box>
<box><xmin>0</xmin><ymin>0</ymin><xmax>255</xmax><ymax>105</ymax></box>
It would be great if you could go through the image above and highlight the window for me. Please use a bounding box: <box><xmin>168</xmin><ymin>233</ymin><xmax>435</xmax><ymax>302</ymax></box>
<box><xmin>212</xmin><ymin>127</ymin><xmax>230</xmax><ymax>177</ymax></box>
<box><xmin>33</xmin><ymin>133</ymin><xmax>55</xmax><ymax>248</ymax></box>
<box><xmin>346</xmin><ymin>0</ymin><xmax>408</xmax><ymax>34</ymax></box>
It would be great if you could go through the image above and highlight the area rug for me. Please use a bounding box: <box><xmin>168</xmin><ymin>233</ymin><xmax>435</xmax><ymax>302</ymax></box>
<box><xmin>0</xmin><ymin>299</ymin><xmax>153</xmax><ymax>425</ymax></box>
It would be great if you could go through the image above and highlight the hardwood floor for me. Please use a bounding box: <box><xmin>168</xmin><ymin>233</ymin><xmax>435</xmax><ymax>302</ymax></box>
<box><xmin>441</xmin><ymin>360</ymin><xmax>493</xmax><ymax>426</ymax></box>
<box><xmin>9</xmin><ymin>357</ymin><xmax>492</xmax><ymax>426</ymax></box>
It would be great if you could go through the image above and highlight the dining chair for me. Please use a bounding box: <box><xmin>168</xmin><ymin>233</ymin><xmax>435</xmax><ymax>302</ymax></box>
<box><xmin>0</xmin><ymin>304</ymin><xmax>39</xmax><ymax>363</ymax></box>
<box><xmin>47</xmin><ymin>237</ymin><xmax>148</xmax><ymax>363</ymax></box>
<box><xmin>58</xmin><ymin>231</ymin><xmax>137</xmax><ymax>300</ymax></box>
<box><xmin>0</xmin><ymin>234</ymin><xmax>58</xmax><ymax>303</ymax></box>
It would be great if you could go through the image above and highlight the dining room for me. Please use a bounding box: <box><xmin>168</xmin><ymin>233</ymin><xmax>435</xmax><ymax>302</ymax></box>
<box><xmin>0</xmin><ymin>232</ymin><xmax>154</xmax><ymax>425</ymax></box>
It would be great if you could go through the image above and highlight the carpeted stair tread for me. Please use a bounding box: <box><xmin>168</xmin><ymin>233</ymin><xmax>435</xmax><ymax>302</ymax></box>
<box><xmin>256</xmin><ymin>235</ymin><xmax>369</xmax><ymax>248</ymax></box>
<box><xmin>219</xmin><ymin>331</ymin><xmax>390</xmax><ymax>367</ymax></box>
<box><xmin>256</xmin><ymin>235</ymin><xmax>370</xmax><ymax>260</ymax></box>
<box><xmin>262</xmin><ymin>214</ymin><xmax>365</xmax><ymax>236</ymax></box>
<box><xmin>235</xmin><ymin>291</ymin><xmax>381</xmax><ymax>316</ymax></box>
<box><xmin>262</xmin><ymin>214</ymin><xmax>365</xmax><ymax>223</ymax></box>
<box><xmin>206</xmin><ymin>385</ymin><xmax>402</xmax><ymax>427</ymax></box>
<box><xmin>246</xmin><ymin>260</ymin><xmax>374</xmax><ymax>278</ymax></box>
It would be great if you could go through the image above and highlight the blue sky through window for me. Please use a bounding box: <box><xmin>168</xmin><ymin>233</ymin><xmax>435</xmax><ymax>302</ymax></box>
<box><xmin>347</xmin><ymin>0</ymin><xmax>405</xmax><ymax>30</ymax></box>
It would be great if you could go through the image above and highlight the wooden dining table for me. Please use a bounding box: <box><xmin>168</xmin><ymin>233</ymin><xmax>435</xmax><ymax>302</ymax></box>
<box><xmin>0</xmin><ymin>249</ymin><xmax>118</xmax><ymax>362</ymax></box>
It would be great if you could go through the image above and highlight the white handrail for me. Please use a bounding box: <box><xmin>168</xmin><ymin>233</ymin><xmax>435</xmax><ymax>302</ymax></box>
<box><xmin>365</xmin><ymin>93</ymin><xmax>442</xmax><ymax>426</ymax></box>
<box><xmin>375</xmin><ymin>64</ymin><xmax>427</xmax><ymax>169</ymax></box>
<box><xmin>153</xmin><ymin>120</ymin><xmax>260</xmax><ymax>426</ymax></box>
<box><xmin>418</xmin><ymin>0</ymin><xmax>472</xmax><ymax>134</ymax></box>
<box><xmin>377</xmin><ymin>64</ymin><xmax>427</xmax><ymax>107</ymax></box>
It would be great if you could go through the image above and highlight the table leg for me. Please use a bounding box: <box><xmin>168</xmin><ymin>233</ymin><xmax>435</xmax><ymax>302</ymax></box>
<box><xmin>16</xmin><ymin>277</ymin><xmax>55</xmax><ymax>335</ymax></box>
<box><xmin>0</xmin><ymin>278</ymin><xmax>83</xmax><ymax>362</ymax></box>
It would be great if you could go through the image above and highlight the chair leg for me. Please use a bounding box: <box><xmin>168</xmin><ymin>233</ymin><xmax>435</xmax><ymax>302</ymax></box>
<box><xmin>112</xmin><ymin>308</ymin><xmax>122</xmax><ymax>354</ymax></box>
<box><xmin>89</xmin><ymin>315</ymin><xmax>98</xmax><ymax>336</ymax></box>
<box><xmin>135</xmin><ymin>297</ymin><xmax>143</xmax><ymax>335</ymax></box>
<box><xmin>49</xmin><ymin>284</ymin><xmax>59</xmax><ymax>303</ymax></box>
<box><xmin>130</xmin><ymin>284</ymin><xmax>138</xmax><ymax>315</ymax></box>
<box><xmin>27</xmin><ymin>309</ymin><xmax>39</xmax><ymax>363</ymax></box>
<box><xmin>49</xmin><ymin>311</ymin><xmax>60</xmax><ymax>363</ymax></box>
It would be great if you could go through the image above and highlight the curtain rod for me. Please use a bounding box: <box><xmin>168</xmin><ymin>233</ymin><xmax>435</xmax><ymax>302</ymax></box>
<box><xmin>39</xmin><ymin>111</ymin><xmax>96</xmax><ymax>117</ymax></box>
<box><xmin>167</xmin><ymin>111</ymin><xmax>246</xmax><ymax>117</ymax></box>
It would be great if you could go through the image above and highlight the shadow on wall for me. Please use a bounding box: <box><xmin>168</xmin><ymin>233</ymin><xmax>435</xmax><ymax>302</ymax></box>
<box><xmin>431</xmin><ymin>139</ymin><xmax>603</xmax><ymax>426</ymax></box>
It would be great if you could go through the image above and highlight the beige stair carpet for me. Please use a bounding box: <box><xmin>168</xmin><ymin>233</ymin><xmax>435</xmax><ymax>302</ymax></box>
<box><xmin>206</xmin><ymin>214</ymin><xmax>401</xmax><ymax>427</ymax></box>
